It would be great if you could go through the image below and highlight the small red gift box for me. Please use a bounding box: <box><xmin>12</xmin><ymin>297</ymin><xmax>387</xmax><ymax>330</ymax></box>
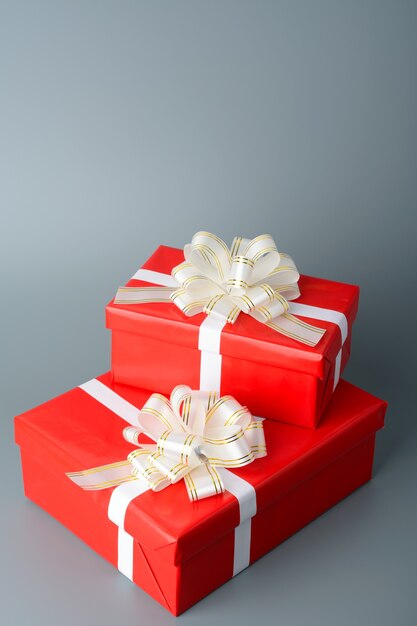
<box><xmin>106</xmin><ymin>245</ymin><xmax>359</xmax><ymax>428</ymax></box>
<box><xmin>15</xmin><ymin>373</ymin><xmax>385</xmax><ymax>615</ymax></box>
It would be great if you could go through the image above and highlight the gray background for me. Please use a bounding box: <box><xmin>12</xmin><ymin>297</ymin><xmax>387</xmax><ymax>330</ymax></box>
<box><xmin>1</xmin><ymin>1</ymin><xmax>416</xmax><ymax>624</ymax></box>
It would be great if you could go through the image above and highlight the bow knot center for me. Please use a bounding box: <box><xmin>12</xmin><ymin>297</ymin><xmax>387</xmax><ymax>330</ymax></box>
<box><xmin>156</xmin><ymin>430</ymin><xmax>204</xmax><ymax>467</ymax></box>
<box><xmin>226</xmin><ymin>255</ymin><xmax>255</xmax><ymax>295</ymax></box>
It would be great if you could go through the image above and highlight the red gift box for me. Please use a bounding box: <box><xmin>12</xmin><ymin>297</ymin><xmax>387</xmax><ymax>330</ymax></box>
<box><xmin>106</xmin><ymin>245</ymin><xmax>359</xmax><ymax>428</ymax></box>
<box><xmin>15</xmin><ymin>373</ymin><xmax>385</xmax><ymax>616</ymax></box>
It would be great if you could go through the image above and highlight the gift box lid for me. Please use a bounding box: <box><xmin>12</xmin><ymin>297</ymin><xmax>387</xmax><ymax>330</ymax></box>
<box><xmin>106</xmin><ymin>246</ymin><xmax>360</xmax><ymax>379</ymax></box>
<box><xmin>15</xmin><ymin>373</ymin><xmax>386</xmax><ymax>566</ymax></box>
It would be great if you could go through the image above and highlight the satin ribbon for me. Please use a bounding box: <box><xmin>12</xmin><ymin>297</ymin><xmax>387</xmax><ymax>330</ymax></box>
<box><xmin>114</xmin><ymin>232</ymin><xmax>325</xmax><ymax>347</ymax></box>
<box><xmin>67</xmin><ymin>386</ymin><xmax>266</xmax><ymax>502</ymax></box>
<box><xmin>71</xmin><ymin>379</ymin><xmax>259</xmax><ymax>581</ymax></box>
<box><xmin>124</xmin><ymin>269</ymin><xmax>347</xmax><ymax>393</ymax></box>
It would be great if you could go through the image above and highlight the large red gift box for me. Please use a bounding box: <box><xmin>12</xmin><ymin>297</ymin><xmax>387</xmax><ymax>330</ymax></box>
<box><xmin>106</xmin><ymin>245</ymin><xmax>359</xmax><ymax>429</ymax></box>
<box><xmin>15</xmin><ymin>373</ymin><xmax>385</xmax><ymax>615</ymax></box>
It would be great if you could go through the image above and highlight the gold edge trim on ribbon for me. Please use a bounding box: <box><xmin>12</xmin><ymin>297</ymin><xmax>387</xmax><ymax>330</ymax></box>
<box><xmin>198</xmin><ymin>231</ymin><xmax>231</xmax><ymax>260</ymax></box>
<box><xmin>282</xmin><ymin>312</ymin><xmax>326</xmax><ymax>334</ymax></box>
<box><xmin>223</xmin><ymin>407</ymin><xmax>250</xmax><ymax>426</ymax></box>
<box><xmin>230</xmin><ymin>236</ymin><xmax>242</xmax><ymax>258</ymax></box>
<box><xmin>208</xmin><ymin>453</ymin><xmax>254</xmax><ymax>467</ymax></box>
<box><xmin>194</xmin><ymin>243</ymin><xmax>224</xmax><ymax>281</ymax></box>
<box><xmin>142</xmin><ymin>406</ymin><xmax>173</xmax><ymax>431</ymax></box>
<box><xmin>230</xmin><ymin>256</ymin><xmax>254</xmax><ymax>267</ymax></box>
<box><xmin>81</xmin><ymin>475</ymin><xmax>138</xmax><ymax>490</ymax></box>
<box><xmin>157</xmin><ymin>429</ymin><xmax>171</xmax><ymax>456</ymax></box>
<box><xmin>205</xmin><ymin>396</ymin><xmax>233</xmax><ymax>421</ymax></box>
<box><xmin>252</xmin><ymin>246</ymin><xmax>277</xmax><ymax>262</ymax></box>
<box><xmin>203</xmin><ymin>429</ymin><xmax>246</xmax><ymax>445</ymax></box>
<box><xmin>184</xmin><ymin>472</ymin><xmax>198</xmax><ymax>501</ymax></box>
<box><xmin>67</xmin><ymin>459</ymin><xmax>132</xmax><ymax>477</ymax></box>
<box><xmin>265</xmin><ymin>321</ymin><xmax>317</xmax><ymax>346</ymax></box>
<box><xmin>204</xmin><ymin>293</ymin><xmax>224</xmax><ymax>314</ymax></box>
<box><xmin>205</xmin><ymin>463</ymin><xmax>223</xmax><ymax>494</ymax></box>
<box><xmin>244</xmin><ymin>234</ymin><xmax>274</xmax><ymax>252</ymax></box>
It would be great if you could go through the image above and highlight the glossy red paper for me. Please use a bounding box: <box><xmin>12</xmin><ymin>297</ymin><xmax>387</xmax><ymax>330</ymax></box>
<box><xmin>106</xmin><ymin>246</ymin><xmax>360</xmax><ymax>427</ymax></box>
<box><xmin>15</xmin><ymin>374</ymin><xmax>386</xmax><ymax>614</ymax></box>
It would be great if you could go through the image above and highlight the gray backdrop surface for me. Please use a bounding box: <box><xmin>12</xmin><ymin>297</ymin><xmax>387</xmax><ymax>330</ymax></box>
<box><xmin>1</xmin><ymin>1</ymin><xmax>416</xmax><ymax>624</ymax></box>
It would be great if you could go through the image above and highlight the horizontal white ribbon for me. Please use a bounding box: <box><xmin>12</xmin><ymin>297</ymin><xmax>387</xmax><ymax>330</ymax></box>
<box><xmin>71</xmin><ymin>378</ymin><xmax>260</xmax><ymax>580</ymax></box>
<box><xmin>115</xmin><ymin>232</ymin><xmax>326</xmax><ymax>347</ymax></box>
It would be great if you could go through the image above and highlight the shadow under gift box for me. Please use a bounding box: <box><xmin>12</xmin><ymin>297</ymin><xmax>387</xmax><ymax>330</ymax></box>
<box><xmin>15</xmin><ymin>373</ymin><xmax>386</xmax><ymax>616</ymax></box>
<box><xmin>106</xmin><ymin>245</ymin><xmax>360</xmax><ymax>429</ymax></box>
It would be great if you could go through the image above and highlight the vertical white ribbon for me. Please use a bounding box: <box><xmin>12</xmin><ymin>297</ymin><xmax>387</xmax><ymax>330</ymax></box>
<box><xmin>288</xmin><ymin>302</ymin><xmax>348</xmax><ymax>390</ymax></box>
<box><xmin>132</xmin><ymin>268</ymin><xmax>226</xmax><ymax>392</ymax></box>
<box><xmin>197</xmin><ymin>301</ymin><xmax>348</xmax><ymax>394</ymax></box>
<box><xmin>108</xmin><ymin>481</ymin><xmax>150</xmax><ymax>580</ymax></box>
<box><xmin>334</xmin><ymin>349</ymin><xmax>342</xmax><ymax>390</ymax></box>
<box><xmin>218</xmin><ymin>468</ymin><xmax>257</xmax><ymax>576</ymax></box>
<box><xmin>80</xmin><ymin>378</ymin><xmax>150</xmax><ymax>580</ymax></box>
<box><xmin>79</xmin><ymin>378</ymin><xmax>256</xmax><ymax>580</ymax></box>
<box><xmin>198</xmin><ymin>316</ymin><xmax>227</xmax><ymax>392</ymax></box>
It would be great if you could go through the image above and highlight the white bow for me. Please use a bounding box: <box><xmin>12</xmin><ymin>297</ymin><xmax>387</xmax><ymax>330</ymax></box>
<box><xmin>67</xmin><ymin>386</ymin><xmax>266</xmax><ymax>501</ymax></box>
<box><xmin>115</xmin><ymin>232</ymin><xmax>325</xmax><ymax>346</ymax></box>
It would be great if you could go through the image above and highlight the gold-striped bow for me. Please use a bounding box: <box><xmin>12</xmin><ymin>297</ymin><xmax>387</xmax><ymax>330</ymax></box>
<box><xmin>115</xmin><ymin>231</ymin><xmax>325</xmax><ymax>346</ymax></box>
<box><xmin>67</xmin><ymin>386</ymin><xmax>266</xmax><ymax>501</ymax></box>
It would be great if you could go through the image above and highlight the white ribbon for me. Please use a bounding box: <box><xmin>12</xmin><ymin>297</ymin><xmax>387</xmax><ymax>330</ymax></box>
<box><xmin>71</xmin><ymin>379</ymin><xmax>259</xmax><ymax>580</ymax></box>
<box><xmin>125</xmin><ymin>271</ymin><xmax>349</xmax><ymax>394</ymax></box>
<box><xmin>115</xmin><ymin>232</ymin><xmax>326</xmax><ymax>347</ymax></box>
<box><xmin>288</xmin><ymin>302</ymin><xmax>348</xmax><ymax>391</ymax></box>
<box><xmin>68</xmin><ymin>385</ymin><xmax>266</xmax><ymax>501</ymax></box>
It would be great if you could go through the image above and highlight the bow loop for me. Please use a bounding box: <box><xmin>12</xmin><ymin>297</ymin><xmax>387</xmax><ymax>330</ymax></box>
<box><xmin>240</xmin><ymin>417</ymin><xmax>267</xmax><ymax>459</ymax></box>
<box><xmin>204</xmin><ymin>294</ymin><xmax>240</xmax><ymax>324</ymax></box>
<box><xmin>184</xmin><ymin>231</ymin><xmax>231</xmax><ymax>283</ymax></box>
<box><xmin>137</xmin><ymin>393</ymin><xmax>184</xmax><ymax>440</ymax></box>
<box><xmin>232</xmin><ymin>284</ymin><xmax>275</xmax><ymax>314</ymax></box>
<box><xmin>170</xmin><ymin>384</ymin><xmax>208</xmax><ymax>436</ymax></box>
<box><xmin>156</xmin><ymin>430</ymin><xmax>203</xmax><ymax>466</ymax></box>
<box><xmin>200</xmin><ymin>425</ymin><xmax>254</xmax><ymax>468</ymax></box>
<box><xmin>243</xmin><ymin>234</ymin><xmax>280</xmax><ymax>283</ymax></box>
<box><xmin>205</xmin><ymin>395</ymin><xmax>252</xmax><ymax>430</ymax></box>
<box><xmin>227</xmin><ymin>256</ymin><xmax>255</xmax><ymax>295</ymax></box>
<box><xmin>172</xmin><ymin>262</ymin><xmax>221</xmax><ymax>298</ymax></box>
<box><xmin>128</xmin><ymin>448</ymin><xmax>170</xmax><ymax>491</ymax></box>
<box><xmin>149</xmin><ymin>450</ymin><xmax>200</xmax><ymax>485</ymax></box>
<box><xmin>249</xmin><ymin>292</ymin><xmax>289</xmax><ymax>323</ymax></box>
<box><xmin>263</xmin><ymin>253</ymin><xmax>300</xmax><ymax>290</ymax></box>
<box><xmin>170</xmin><ymin>288</ymin><xmax>207</xmax><ymax>317</ymax></box>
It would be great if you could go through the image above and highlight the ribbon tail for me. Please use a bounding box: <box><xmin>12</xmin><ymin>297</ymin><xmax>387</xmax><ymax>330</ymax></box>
<box><xmin>170</xmin><ymin>288</ymin><xmax>208</xmax><ymax>317</ymax></box>
<box><xmin>66</xmin><ymin>460</ymin><xmax>136</xmax><ymax>490</ymax></box>
<box><xmin>202</xmin><ymin>428</ymin><xmax>254</xmax><ymax>468</ymax></box>
<box><xmin>128</xmin><ymin>449</ymin><xmax>172</xmax><ymax>492</ymax></box>
<box><xmin>244</xmin><ymin>418</ymin><xmax>267</xmax><ymax>459</ymax></box>
<box><xmin>148</xmin><ymin>451</ymin><xmax>198</xmax><ymax>485</ymax></box>
<box><xmin>184</xmin><ymin>464</ymin><xmax>224</xmax><ymax>501</ymax></box>
<box><xmin>263</xmin><ymin>312</ymin><xmax>326</xmax><ymax>347</ymax></box>
<box><xmin>114</xmin><ymin>286</ymin><xmax>174</xmax><ymax>304</ymax></box>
